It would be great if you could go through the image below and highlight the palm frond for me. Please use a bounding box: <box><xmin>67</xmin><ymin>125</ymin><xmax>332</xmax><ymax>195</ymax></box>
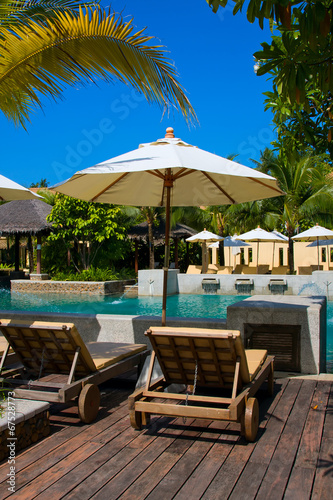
<box><xmin>0</xmin><ymin>0</ymin><xmax>97</xmax><ymax>29</ymax></box>
<box><xmin>0</xmin><ymin>6</ymin><xmax>196</xmax><ymax>127</ymax></box>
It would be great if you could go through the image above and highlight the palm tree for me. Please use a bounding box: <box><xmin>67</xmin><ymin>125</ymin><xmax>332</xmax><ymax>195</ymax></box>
<box><xmin>0</xmin><ymin>0</ymin><xmax>196</xmax><ymax>128</ymax></box>
<box><xmin>252</xmin><ymin>149</ymin><xmax>333</xmax><ymax>273</ymax></box>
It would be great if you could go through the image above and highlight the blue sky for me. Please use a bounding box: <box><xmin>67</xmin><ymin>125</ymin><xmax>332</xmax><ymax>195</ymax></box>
<box><xmin>0</xmin><ymin>0</ymin><xmax>275</xmax><ymax>188</ymax></box>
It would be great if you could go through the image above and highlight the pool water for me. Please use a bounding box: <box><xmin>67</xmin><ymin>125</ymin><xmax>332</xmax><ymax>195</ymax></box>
<box><xmin>0</xmin><ymin>289</ymin><xmax>246</xmax><ymax>318</ymax></box>
<box><xmin>0</xmin><ymin>289</ymin><xmax>332</xmax><ymax>372</ymax></box>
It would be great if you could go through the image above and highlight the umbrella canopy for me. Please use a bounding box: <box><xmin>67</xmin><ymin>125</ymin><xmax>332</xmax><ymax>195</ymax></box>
<box><xmin>292</xmin><ymin>224</ymin><xmax>333</xmax><ymax>269</ymax></box>
<box><xmin>307</xmin><ymin>238</ymin><xmax>333</xmax><ymax>247</ymax></box>
<box><xmin>222</xmin><ymin>235</ymin><xmax>250</xmax><ymax>248</ymax></box>
<box><xmin>235</xmin><ymin>226</ymin><xmax>284</xmax><ymax>270</ymax></box>
<box><xmin>272</xmin><ymin>230</ymin><xmax>289</xmax><ymax>241</ymax></box>
<box><xmin>186</xmin><ymin>229</ymin><xmax>223</xmax><ymax>273</ymax></box>
<box><xmin>0</xmin><ymin>174</ymin><xmax>41</xmax><ymax>201</ymax></box>
<box><xmin>53</xmin><ymin>127</ymin><xmax>283</xmax><ymax>325</ymax></box>
<box><xmin>208</xmin><ymin>236</ymin><xmax>250</xmax><ymax>267</ymax></box>
<box><xmin>291</xmin><ymin>224</ymin><xmax>333</xmax><ymax>241</ymax></box>
<box><xmin>186</xmin><ymin>229</ymin><xmax>223</xmax><ymax>243</ymax></box>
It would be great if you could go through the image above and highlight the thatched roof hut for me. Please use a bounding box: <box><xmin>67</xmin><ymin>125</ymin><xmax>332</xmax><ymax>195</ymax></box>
<box><xmin>128</xmin><ymin>221</ymin><xmax>196</xmax><ymax>245</ymax></box>
<box><xmin>0</xmin><ymin>199</ymin><xmax>53</xmax><ymax>273</ymax></box>
<box><xmin>0</xmin><ymin>199</ymin><xmax>52</xmax><ymax>235</ymax></box>
<box><xmin>128</xmin><ymin>221</ymin><xmax>197</xmax><ymax>270</ymax></box>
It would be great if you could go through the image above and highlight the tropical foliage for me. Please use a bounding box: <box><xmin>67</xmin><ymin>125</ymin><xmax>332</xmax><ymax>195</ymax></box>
<box><xmin>206</xmin><ymin>0</ymin><xmax>333</xmax><ymax>158</ymax></box>
<box><xmin>46</xmin><ymin>193</ymin><xmax>126</xmax><ymax>270</ymax></box>
<box><xmin>250</xmin><ymin>149</ymin><xmax>333</xmax><ymax>271</ymax></box>
<box><xmin>0</xmin><ymin>0</ymin><xmax>196</xmax><ymax>127</ymax></box>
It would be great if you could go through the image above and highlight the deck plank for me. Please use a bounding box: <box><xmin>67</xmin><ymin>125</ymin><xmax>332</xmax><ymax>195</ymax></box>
<box><xmin>146</xmin><ymin>421</ymin><xmax>235</xmax><ymax>500</ymax></box>
<box><xmin>0</xmin><ymin>377</ymin><xmax>331</xmax><ymax>500</ymax></box>
<box><xmin>119</xmin><ymin>419</ymin><xmax>217</xmax><ymax>500</ymax></box>
<box><xmin>311</xmin><ymin>382</ymin><xmax>333</xmax><ymax>500</ymax></box>
<box><xmin>0</xmin><ymin>391</ymin><xmax>132</xmax><ymax>499</ymax></box>
<box><xmin>255</xmin><ymin>379</ymin><xmax>318</xmax><ymax>500</ymax></box>
<box><xmin>200</xmin><ymin>377</ymin><xmax>290</xmax><ymax>500</ymax></box>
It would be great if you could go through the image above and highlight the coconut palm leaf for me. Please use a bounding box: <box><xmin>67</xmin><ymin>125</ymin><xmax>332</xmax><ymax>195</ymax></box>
<box><xmin>0</xmin><ymin>0</ymin><xmax>97</xmax><ymax>29</ymax></box>
<box><xmin>0</xmin><ymin>6</ymin><xmax>196</xmax><ymax>127</ymax></box>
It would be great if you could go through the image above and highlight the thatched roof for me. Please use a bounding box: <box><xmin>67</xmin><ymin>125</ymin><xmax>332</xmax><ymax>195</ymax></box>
<box><xmin>128</xmin><ymin>221</ymin><xmax>197</xmax><ymax>245</ymax></box>
<box><xmin>0</xmin><ymin>199</ymin><xmax>53</xmax><ymax>235</ymax></box>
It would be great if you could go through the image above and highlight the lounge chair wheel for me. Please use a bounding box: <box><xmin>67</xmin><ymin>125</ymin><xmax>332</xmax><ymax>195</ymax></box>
<box><xmin>244</xmin><ymin>397</ymin><xmax>259</xmax><ymax>442</ymax></box>
<box><xmin>78</xmin><ymin>384</ymin><xmax>100</xmax><ymax>424</ymax></box>
<box><xmin>130</xmin><ymin>409</ymin><xmax>142</xmax><ymax>430</ymax></box>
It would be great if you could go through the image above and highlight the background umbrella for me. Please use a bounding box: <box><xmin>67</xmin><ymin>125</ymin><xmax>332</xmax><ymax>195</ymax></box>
<box><xmin>224</xmin><ymin>235</ymin><xmax>250</xmax><ymax>268</ymax></box>
<box><xmin>235</xmin><ymin>226</ymin><xmax>285</xmax><ymax>272</ymax></box>
<box><xmin>292</xmin><ymin>224</ymin><xmax>333</xmax><ymax>270</ymax></box>
<box><xmin>186</xmin><ymin>229</ymin><xmax>223</xmax><ymax>273</ymax></box>
<box><xmin>53</xmin><ymin>127</ymin><xmax>283</xmax><ymax>325</ymax></box>
<box><xmin>0</xmin><ymin>174</ymin><xmax>40</xmax><ymax>200</ymax></box>
<box><xmin>208</xmin><ymin>236</ymin><xmax>250</xmax><ymax>268</ymax></box>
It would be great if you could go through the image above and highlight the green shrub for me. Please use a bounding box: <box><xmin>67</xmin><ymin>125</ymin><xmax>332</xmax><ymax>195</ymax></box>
<box><xmin>50</xmin><ymin>266</ymin><xmax>136</xmax><ymax>282</ymax></box>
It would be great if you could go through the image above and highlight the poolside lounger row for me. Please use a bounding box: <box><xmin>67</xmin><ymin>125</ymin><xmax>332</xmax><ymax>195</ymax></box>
<box><xmin>0</xmin><ymin>320</ymin><xmax>275</xmax><ymax>442</ymax></box>
<box><xmin>186</xmin><ymin>265</ymin><xmax>271</xmax><ymax>274</ymax></box>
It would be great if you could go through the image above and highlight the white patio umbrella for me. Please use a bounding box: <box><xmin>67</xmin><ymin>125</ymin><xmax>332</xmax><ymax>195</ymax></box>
<box><xmin>235</xmin><ymin>226</ymin><xmax>285</xmax><ymax>271</ymax></box>
<box><xmin>53</xmin><ymin>127</ymin><xmax>283</xmax><ymax>325</ymax></box>
<box><xmin>186</xmin><ymin>229</ymin><xmax>223</xmax><ymax>273</ymax></box>
<box><xmin>0</xmin><ymin>174</ymin><xmax>40</xmax><ymax>200</ymax></box>
<box><xmin>292</xmin><ymin>224</ymin><xmax>333</xmax><ymax>270</ymax></box>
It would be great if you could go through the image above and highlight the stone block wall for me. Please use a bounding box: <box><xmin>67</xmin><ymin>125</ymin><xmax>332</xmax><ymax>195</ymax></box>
<box><xmin>11</xmin><ymin>279</ymin><xmax>136</xmax><ymax>295</ymax></box>
<box><xmin>0</xmin><ymin>399</ymin><xmax>50</xmax><ymax>461</ymax></box>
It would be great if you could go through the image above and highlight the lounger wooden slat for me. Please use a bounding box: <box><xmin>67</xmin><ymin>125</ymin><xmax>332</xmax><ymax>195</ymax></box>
<box><xmin>0</xmin><ymin>319</ymin><xmax>149</xmax><ymax>424</ymax></box>
<box><xmin>129</xmin><ymin>326</ymin><xmax>274</xmax><ymax>442</ymax></box>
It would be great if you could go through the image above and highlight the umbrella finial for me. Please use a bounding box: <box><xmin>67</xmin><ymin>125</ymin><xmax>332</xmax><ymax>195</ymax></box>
<box><xmin>165</xmin><ymin>127</ymin><xmax>175</xmax><ymax>138</ymax></box>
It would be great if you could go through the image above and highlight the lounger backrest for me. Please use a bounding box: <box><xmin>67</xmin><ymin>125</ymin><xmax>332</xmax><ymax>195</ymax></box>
<box><xmin>0</xmin><ymin>319</ymin><xmax>96</xmax><ymax>377</ymax></box>
<box><xmin>233</xmin><ymin>265</ymin><xmax>243</xmax><ymax>274</ymax></box>
<box><xmin>216</xmin><ymin>266</ymin><xmax>233</xmax><ymax>274</ymax></box>
<box><xmin>146</xmin><ymin>327</ymin><xmax>251</xmax><ymax>388</ymax></box>
<box><xmin>186</xmin><ymin>265</ymin><xmax>202</xmax><ymax>274</ymax></box>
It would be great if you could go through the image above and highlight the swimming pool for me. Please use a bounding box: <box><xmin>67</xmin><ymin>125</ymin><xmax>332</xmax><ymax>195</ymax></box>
<box><xmin>0</xmin><ymin>289</ymin><xmax>332</xmax><ymax>372</ymax></box>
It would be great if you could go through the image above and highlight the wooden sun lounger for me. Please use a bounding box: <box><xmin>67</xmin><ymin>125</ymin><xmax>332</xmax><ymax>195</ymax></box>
<box><xmin>186</xmin><ymin>265</ymin><xmax>202</xmax><ymax>274</ymax></box>
<box><xmin>129</xmin><ymin>327</ymin><xmax>274</xmax><ymax>442</ymax></box>
<box><xmin>0</xmin><ymin>319</ymin><xmax>148</xmax><ymax>423</ymax></box>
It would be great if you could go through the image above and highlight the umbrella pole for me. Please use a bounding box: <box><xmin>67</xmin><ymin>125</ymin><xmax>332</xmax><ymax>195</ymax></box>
<box><xmin>162</xmin><ymin>174</ymin><xmax>172</xmax><ymax>326</ymax></box>
<box><xmin>317</xmin><ymin>237</ymin><xmax>320</xmax><ymax>270</ymax></box>
<box><xmin>257</xmin><ymin>241</ymin><xmax>259</xmax><ymax>274</ymax></box>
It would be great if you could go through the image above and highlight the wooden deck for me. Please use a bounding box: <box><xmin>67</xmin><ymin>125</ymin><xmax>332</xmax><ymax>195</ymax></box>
<box><xmin>0</xmin><ymin>374</ymin><xmax>332</xmax><ymax>499</ymax></box>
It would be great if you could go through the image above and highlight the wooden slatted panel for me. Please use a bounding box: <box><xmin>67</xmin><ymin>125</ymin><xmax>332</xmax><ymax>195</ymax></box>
<box><xmin>147</xmin><ymin>329</ymin><xmax>240</xmax><ymax>388</ymax></box>
<box><xmin>245</xmin><ymin>324</ymin><xmax>301</xmax><ymax>372</ymax></box>
<box><xmin>0</xmin><ymin>321</ymin><xmax>95</xmax><ymax>377</ymax></box>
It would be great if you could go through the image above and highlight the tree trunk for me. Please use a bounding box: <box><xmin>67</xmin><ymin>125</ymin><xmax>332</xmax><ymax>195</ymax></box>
<box><xmin>219</xmin><ymin>239</ymin><xmax>225</xmax><ymax>266</ymax></box>
<box><xmin>148</xmin><ymin>219</ymin><xmax>155</xmax><ymax>269</ymax></box>
<box><xmin>288</xmin><ymin>236</ymin><xmax>294</xmax><ymax>274</ymax></box>
<box><xmin>27</xmin><ymin>236</ymin><xmax>34</xmax><ymax>273</ymax></box>
<box><xmin>14</xmin><ymin>234</ymin><xmax>20</xmax><ymax>272</ymax></box>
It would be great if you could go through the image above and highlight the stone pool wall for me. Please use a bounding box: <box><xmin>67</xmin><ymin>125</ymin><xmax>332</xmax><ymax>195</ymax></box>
<box><xmin>11</xmin><ymin>279</ymin><xmax>136</xmax><ymax>295</ymax></box>
<box><xmin>138</xmin><ymin>269</ymin><xmax>333</xmax><ymax>298</ymax></box>
<box><xmin>0</xmin><ymin>309</ymin><xmax>227</xmax><ymax>346</ymax></box>
<box><xmin>227</xmin><ymin>295</ymin><xmax>327</xmax><ymax>375</ymax></box>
